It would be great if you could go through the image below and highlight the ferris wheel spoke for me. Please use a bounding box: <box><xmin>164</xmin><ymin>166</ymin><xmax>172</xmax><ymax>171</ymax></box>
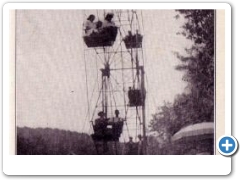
<box><xmin>108</xmin><ymin>39</ymin><xmax>124</xmax><ymax>66</ymax></box>
<box><xmin>93</xmin><ymin>48</ymin><xmax>105</xmax><ymax>65</ymax></box>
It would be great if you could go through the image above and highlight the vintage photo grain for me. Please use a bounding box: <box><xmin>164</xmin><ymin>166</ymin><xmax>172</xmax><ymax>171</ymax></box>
<box><xmin>15</xmin><ymin>9</ymin><xmax>215</xmax><ymax>155</ymax></box>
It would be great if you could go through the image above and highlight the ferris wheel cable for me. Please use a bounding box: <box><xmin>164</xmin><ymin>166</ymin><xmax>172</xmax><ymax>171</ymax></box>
<box><xmin>96</xmin><ymin>10</ymin><xmax>100</xmax><ymax>21</ymax></box>
<box><xmin>117</xmin><ymin>12</ymin><xmax>128</xmax><ymax>39</ymax></box>
<box><xmin>132</xmin><ymin>12</ymin><xmax>136</xmax><ymax>33</ymax></box>
<box><xmin>132</xmin><ymin>71</ymin><xmax>138</xmax><ymax>88</ymax></box>
<box><xmin>108</xmin><ymin>47</ymin><xmax>112</xmax><ymax>64</ymax></box>
<box><xmin>120</xmin><ymin>41</ymin><xmax>128</xmax><ymax>120</ymax></box>
<box><xmin>135</xmin><ymin>12</ymin><xmax>141</xmax><ymax>34</ymax></box>
<box><xmin>135</xmin><ymin>114</ymin><xmax>138</xmax><ymax>140</ymax></box>
<box><xmin>89</xmin><ymin>84</ymin><xmax>104</xmax><ymax>123</ymax></box>
<box><xmin>81</xmin><ymin>68</ymin><xmax>102</xmax><ymax>132</ymax></box>
<box><xmin>108</xmin><ymin>79</ymin><xmax>114</xmax><ymax>118</ymax></box>
<box><xmin>108</xmin><ymin>46</ymin><xmax>114</xmax><ymax>63</ymax></box>
<box><xmin>87</xmin><ymin>123</ymin><xmax>93</xmax><ymax>134</ymax></box>
<box><xmin>108</xmin><ymin>79</ymin><xmax>117</xmax><ymax>110</ymax></box>
<box><xmin>94</xmin><ymin>48</ymin><xmax>105</xmax><ymax>65</ymax></box>
<box><xmin>127</xmin><ymin>10</ymin><xmax>130</xmax><ymax>22</ymax></box>
<box><xmin>136</xmin><ymin>107</ymin><xmax>142</xmax><ymax>125</ymax></box>
<box><xmin>136</xmin><ymin>106</ymin><xmax>139</xmax><ymax>137</ymax></box>
<box><xmin>140</xmin><ymin>45</ymin><xmax>145</xmax><ymax>67</ymax></box>
<box><xmin>124</xmin><ymin>120</ymin><xmax>131</xmax><ymax>138</ymax></box>
<box><xmin>83</xmin><ymin>10</ymin><xmax>87</xmax><ymax>18</ymax></box>
<box><xmin>125</xmin><ymin>103</ymin><xmax>129</xmax><ymax>120</ymax></box>
<box><xmin>82</xmin><ymin>11</ymin><xmax>99</xmax><ymax>131</ymax></box>
<box><xmin>140</xmin><ymin>10</ymin><xmax>145</xmax><ymax>35</ymax></box>
<box><xmin>108</xmin><ymin>71</ymin><xmax>121</xmax><ymax>89</ymax></box>
<box><xmin>109</xmin><ymin>74</ymin><xmax>126</xmax><ymax>101</ymax></box>
<box><xmin>103</xmin><ymin>47</ymin><xmax>108</xmax><ymax>64</ymax></box>
<box><xmin>130</xmin><ymin>49</ymin><xmax>135</xmax><ymax>86</ymax></box>
<box><xmin>95</xmin><ymin>55</ymin><xmax>100</xmax><ymax>91</ymax></box>
<box><xmin>130</xmin><ymin>10</ymin><xmax>134</xmax><ymax>32</ymax></box>
<box><xmin>82</xmin><ymin>58</ymin><xmax>102</xmax><ymax>122</ymax></box>
<box><xmin>115</xmin><ymin>17</ymin><xmax>133</xmax><ymax>58</ymax></box>
<box><xmin>113</xmin><ymin>50</ymin><xmax>117</xmax><ymax>70</ymax></box>
<box><xmin>108</xmin><ymin>39</ymin><xmax>124</xmax><ymax>66</ymax></box>
<box><xmin>105</xmin><ymin>47</ymin><xmax>110</xmax><ymax>64</ymax></box>
<box><xmin>103</xmin><ymin>9</ymin><xmax>106</xmax><ymax>18</ymax></box>
<box><xmin>109</xmin><ymin>70</ymin><xmax>120</xmax><ymax>85</ymax></box>
<box><xmin>89</xmin><ymin>50</ymin><xmax>130</xmax><ymax>55</ymax></box>
<box><xmin>82</xmin><ymin>47</ymin><xmax>91</xmax><ymax>132</ymax></box>
<box><xmin>124</xmin><ymin>109</ymin><xmax>130</xmax><ymax>137</ymax></box>
<box><xmin>137</xmin><ymin>111</ymin><xmax>142</xmax><ymax>134</ymax></box>
<box><xmin>110</xmin><ymin>78</ymin><xmax>117</xmax><ymax>115</ymax></box>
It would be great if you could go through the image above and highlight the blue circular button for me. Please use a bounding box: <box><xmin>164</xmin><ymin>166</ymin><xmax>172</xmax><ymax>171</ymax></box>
<box><xmin>217</xmin><ymin>135</ymin><xmax>238</xmax><ymax>156</ymax></box>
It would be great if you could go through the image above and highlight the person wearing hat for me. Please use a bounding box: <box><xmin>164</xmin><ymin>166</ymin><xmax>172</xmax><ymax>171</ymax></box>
<box><xmin>94</xmin><ymin>111</ymin><xmax>107</xmax><ymax>136</ymax></box>
<box><xmin>98</xmin><ymin>111</ymin><xmax>105</xmax><ymax>117</ymax></box>
<box><xmin>84</xmin><ymin>14</ymin><xmax>96</xmax><ymax>36</ymax></box>
<box><xmin>95</xmin><ymin>111</ymin><xmax>106</xmax><ymax>124</ymax></box>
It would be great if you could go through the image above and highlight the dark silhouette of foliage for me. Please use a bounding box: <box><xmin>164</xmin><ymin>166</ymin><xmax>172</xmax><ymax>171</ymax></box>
<box><xmin>17</xmin><ymin>127</ymin><xmax>129</xmax><ymax>155</ymax></box>
<box><xmin>149</xmin><ymin>10</ymin><xmax>214</xmax><ymax>143</ymax></box>
<box><xmin>17</xmin><ymin>127</ymin><xmax>97</xmax><ymax>155</ymax></box>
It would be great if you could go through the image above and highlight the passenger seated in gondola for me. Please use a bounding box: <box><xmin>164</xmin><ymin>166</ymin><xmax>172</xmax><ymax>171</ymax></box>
<box><xmin>108</xmin><ymin>110</ymin><xmax>124</xmax><ymax>124</ymax></box>
<box><xmin>90</xmin><ymin>13</ymin><xmax>115</xmax><ymax>36</ymax></box>
<box><xmin>98</xmin><ymin>13</ymin><xmax>116</xmax><ymax>40</ymax></box>
<box><xmin>83</xmin><ymin>13</ymin><xmax>118</xmax><ymax>47</ymax></box>
<box><xmin>128</xmin><ymin>87</ymin><xmax>143</xmax><ymax>106</ymax></box>
<box><xmin>94</xmin><ymin>111</ymin><xmax>108</xmax><ymax>136</ymax></box>
<box><xmin>108</xmin><ymin>110</ymin><xmax>124</xmax><ymax>138</ymax></box>
<box><xmin>124</xmin><ymin>31</ymin><xmax>133</xmax><ymax>42</ymax></box>
<box><xmin>102</xmin><ymin>13</ymin><xmax>115</xmax><ymax>27</ymax></box>
<box><xmin>123</xmin><ymin>30</ymin><xmax>143</xmax><ymax>49</ymax></box>
<box><xmin>96</xmin><ymin>20</ymin><xmax>103</xmax><ymax>32</ymax></box>
<box><xmin>83</xmin><ymin>14</ymin><xmax>97</xmax><ymax>36</ymax></box>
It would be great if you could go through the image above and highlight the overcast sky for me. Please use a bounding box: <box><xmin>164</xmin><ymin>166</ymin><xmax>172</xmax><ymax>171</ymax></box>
<box><xmin>16</xmin><ymin>10</ymin><xmax>192</xmax><ymax>140</ymax></box>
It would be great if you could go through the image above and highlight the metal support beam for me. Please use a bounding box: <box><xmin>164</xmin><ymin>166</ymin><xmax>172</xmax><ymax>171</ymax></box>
<box><xmin>140</xmin><ymin>66</ymin><xmax>147</xmax><ymax>154</ymax></box>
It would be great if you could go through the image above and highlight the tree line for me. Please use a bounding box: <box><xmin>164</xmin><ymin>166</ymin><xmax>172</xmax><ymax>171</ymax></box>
<box><xmin>149</xmin><ymin>10</ymin><xmax>214</xmax><ymax>148</ymax></box>
<box><xmin>17</xmin><ymin>127</ymin><xmax>97</xmax><ymax>155</ymax></box>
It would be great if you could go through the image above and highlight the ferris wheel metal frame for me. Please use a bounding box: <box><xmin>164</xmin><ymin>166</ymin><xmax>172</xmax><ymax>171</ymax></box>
<box><xmin>82</xmin><ymin>9</ymin><xmax>147</xmax><ymax>154</ymax></box>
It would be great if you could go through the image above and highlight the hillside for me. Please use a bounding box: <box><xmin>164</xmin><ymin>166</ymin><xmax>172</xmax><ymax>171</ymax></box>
<box><xmin>17</xmin><ymin>127</ymin><xmax>97</xmax><ymax>155</ymax></box>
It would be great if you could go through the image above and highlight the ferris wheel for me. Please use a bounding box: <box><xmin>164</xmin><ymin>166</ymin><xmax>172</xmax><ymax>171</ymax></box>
<box><xmin>82</xmin><ymin>10</ymin><xmax>147</xmax><ymax>155</ymax></box>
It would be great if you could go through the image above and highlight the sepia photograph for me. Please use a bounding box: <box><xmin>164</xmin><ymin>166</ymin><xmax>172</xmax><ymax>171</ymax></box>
<box><xmin>15</xmin><ymin>9</ymin><xmax>215</xmax><ymax>155</ymax></box>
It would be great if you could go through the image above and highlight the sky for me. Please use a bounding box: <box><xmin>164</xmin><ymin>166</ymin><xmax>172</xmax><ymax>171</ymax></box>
<box><xmin>16</xmin><ymin>10</ymin><xmax>192</xmax><ymax>140</ymax></box>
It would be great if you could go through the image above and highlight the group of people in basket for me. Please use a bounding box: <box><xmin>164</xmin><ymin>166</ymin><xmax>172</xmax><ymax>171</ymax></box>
<box><xmin>83</xmin><ymin>13</ymin><xmax>115</xmax><ymax>36</ymax></box>
<box><xmin>93</xmin><ymin>109</ymin><xmax>144</xmax><ymax>155</ymax></box>
<box><xmin>93</xmin><ymin>109</ymin><xmax>123</xmax><ymax>141</ymax></box>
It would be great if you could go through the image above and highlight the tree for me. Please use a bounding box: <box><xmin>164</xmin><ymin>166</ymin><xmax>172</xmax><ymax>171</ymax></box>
<box><xmin>149</xmin><ymin>10</ymin><xmax>215</xmax><ymax>137</ymax></box>
<box><xmin>175</xmin><ymin>10</ymin><xmax>214</xmax><ymax>125</ymax></box>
